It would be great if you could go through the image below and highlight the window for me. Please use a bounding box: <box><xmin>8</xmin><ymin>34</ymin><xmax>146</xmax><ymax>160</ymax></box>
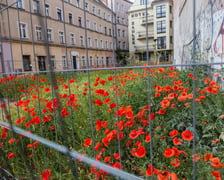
<box><xmin>98</xmin><ymin>9</ymin><xmax>101</xmax><ymax>16</ymax></box>
<box><xmin>85</xmin><ymin>2</ymin><xmax>89</xmax><ymax>11</ymax></box>
<box><xmin>94</xmin><ymin>22</ymin><xmax>97</xmax><ymax>31</ymax></box>
<box><xmin>109</xmin><ymin>29</ymin><xmax>112</xmax><ymax>36</ymax></box>
<box><xmin>101</xmin><ymin>57</ymin><xmax>104</xmax><ymax>65</ymax></box>
<box><xmin>122</xmin><ymin>30</ymin><xmax>125</xmax><ymax>37</ymax></box>
<box><xmin>122</xmin><ymin>42</ymin><xmax>126</xmax><ymax>49</ymax></box>
<box><xmin>66</xmin><ymin>0</ymin><xmax>71</xmax><ymax>3</ymax></box>
<box><xmin>110</xmin><ymin>42</ymin><xmax>113</xmax><ymax>49</ymax></box>
<box><xmin>50</xmin><ymin>56</ymin><xmax>55</xmax><ymax>69</ymax></box>
<box><xmin>118</xmin><ymin>29</ymin><xmax>121</xmax><ymax>37</ymax></box>
<box><xmin>99</xmin><ymin>24</ymin><xmax>102</xmax><ymax>33</ymax></box>
<box><xmin>96</xmin><ymin>56</ymin><xmax>99</xmax><ymax>66</ymax></box>
<box><xmin>140</xmin><ymin>0</ymin><xmax>146</xmax><ymax>5</ymax></box>
<box><xmin>157</xmin><ymin>37</ymin><xmax>166</xmax><ymax>49</ymax></box>
<box><xmin>17</xmin><ymin>0</ymin><xmax>24</xmax><ymax>9</ymax></box>
<box><xmin>90</xmin><ymin>56</ymin><xmax>94</xmax><ymax>66</ymax></box>
<box><xmin>170</xmin><ymin>36</ymin><xmax>173</xmax><ymax>44</ymax></box>
<box><xmin>170</xmin><ymin>6</ymin><xmax>172</xmax><ymax>13</ymax></box>
<box><xmin>82</xmin><ymin>56</ymin><xmax>86</xmax><ymax>66</ymax></box>
<box><xmin>100</xmin><ymin>40</ymin><xmax>103</xmax><ymax>48</ymax></box>
<box><xmin>78</xmin><ymin>17</ymin><xmax>82</xmax><ymax>27</ymax></box>
<box><xmin>57</xmin><ymin>8</ymin><xmax>63</xmax><ymax>21</ymax></box>
<box><xmin>80</xmin><ymin>36</ymin><xmax>84</xmax><ymax>46</ymax></box>
<box><xmin>45</xmin><ymin>4</ymin><xmax>50</xmax><ymax>16</ymax></box>
<box><xmin>95</xmin><ymin>39</ymin><xmax>98</xmax><ymax>48</ymax></box>
<box><xmin>108</xmin><ymin>15</ymin><xmax>111</xmax><ymax>22</ymax></box>
<box><xmin>87</xmin><ymin>20</ymin><xmax>90</xmax><ymax>29</ymax></box>
<box><xmin>119</xmin><ymin>41</ymin><xmax>121</xmax><ymax>48</ymax></box>
<box><xmin>103</xmin><ymin>12</ymin><xmax>106</xmax><ymax>19</ymax></box>
<box><xmin>33</xmin><ymin>0</ymin><xmax>40</xmax><ymax>14</ymax></box>
<box><xmin>62</xmin><ymin>56</ymin><xmax>68</xmax><ymax>68</ymax></box>
<box><xmin>59</xmin><ymin>31</ymin><xmax>65</xmax><ymax>44</ymax></box>
<box><xmin>104</xmin><ymin>27</ymin><xmax>107</xmax><ymax>35</ymax></box>
<box><xmin>117</xmin><ymin>17</ymin><xmax>120</xmax><ymax>23</ymax></box>
<box><xmin>19</xmin><ymin>23</ymin><xmax>28</xmax><ymax>38</ymax></box>
<box><xmin>47</xmin><ymin>29</ymin><xmax>53</xmax><ymax>41</ymax></box>
<box><xmin>157</xmin><ymin>21</ymin><xmax>166</xmax><ymax>33</ymax></box>
<box><xmin>77</xmin><ymin>0</ymin><xmax>81</xmax><ymax>8</ymax></box>
<box><xmin>105</xmin><ymin>41</ymin><xmax>108</xmax><ymax>49</ymax></box>
<box><xmin>23</xmin><ymin>56</ymin><xmax>32</xmax><ymax>71</ymax></box>
<box><xmin>70</xmin><ymin>33</ymin><xmax>75</xmax><ymax>45</ymax></box>
<box><xmin>88</xmin><ymin>37</ymin><xmax>92</xmax><ymax>47</ymax></box>
<box><xmin>92</xmin><ymin>6</ymin><xmax>96</xmax><ymax>14</ymax></box>
<box><xmin>68</xmin><ymin>13</ymin><xmax>73</xmax><ymax>24</ymax></box>
<box><xmin>156</xmin><ymin>5</ymin><xmax>166</xmax><ymax>18</ymax></box>
<box><xmin>122</xmin><ymin>18</ymin><xmax>125</xmax><ymax>24</ymax></box>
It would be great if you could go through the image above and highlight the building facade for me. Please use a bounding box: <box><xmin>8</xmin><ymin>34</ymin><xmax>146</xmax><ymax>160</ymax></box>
<box><xmin>173</xmin><ymin>0</ymin><xmax>224</xmax><ymax>67</ymax></box>
<box><xmin>0</xmin><ymin>0</ymin><xmax>118</xmax><ymax>73</ymax></box>
<box><xmin>128</xmin><ymin>0</ymin><xmax>173</xmax><ymax>63</ymax></box>
<box><xmin>102</xmin><ymin>0</ymin><xmax>133</xmax><ymax>64</ymax></box>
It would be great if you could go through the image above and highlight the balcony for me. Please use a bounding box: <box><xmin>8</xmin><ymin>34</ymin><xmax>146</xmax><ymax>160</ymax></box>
<box><xmin>134</xmin><ymin>44</ymin><xmax>156</xmax><ymax>53</ymax></box>
<box><xmin>141</xmin><ymin>16</ymin><xmax>154</xmax><ymax>25</ymax></box>
<box><xmin>137</xmin><ymin>30</ymin><xmax>154</xmax><ymax>39</ymax></box>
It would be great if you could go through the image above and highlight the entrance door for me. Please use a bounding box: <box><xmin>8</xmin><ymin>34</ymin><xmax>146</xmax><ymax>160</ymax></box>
<box><xmin>38</xmin><ymin>56</ymin><xmax>46</xmax><ymax>71</ymax></box>
<box><xmin>23</xmin><ymin>55</ymin><xmax>32</xmax><ymax>71</ymax></box>
<box><xmin>72</xmin><ymin>56</ymin><xmax>77</xmax><ymax>69</ymax></box>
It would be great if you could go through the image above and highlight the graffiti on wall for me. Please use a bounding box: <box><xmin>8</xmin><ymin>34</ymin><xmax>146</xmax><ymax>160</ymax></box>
<box><xmin>178</xmin><ymin>0</ymin><xmax>224</xmax><ymax>66</ymax></box>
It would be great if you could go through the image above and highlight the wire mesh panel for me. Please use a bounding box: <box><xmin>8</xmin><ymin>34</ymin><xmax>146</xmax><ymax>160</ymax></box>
<box><xmin>0</xmin><ymin>0</ymin><xmax>224</xmax><ymax>180</ymax></box>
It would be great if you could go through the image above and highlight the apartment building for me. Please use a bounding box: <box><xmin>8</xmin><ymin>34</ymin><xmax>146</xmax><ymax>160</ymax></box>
<box><xmin>128</xmin><ymin>0</ymin><xmax>173</xmax><ymax>63</ymax></box>
<box><xmin>101</xmin><ymin>0</ymin><xmax>133</xmax><ymax>63</ymax></box>
<box><xmin>0</xmin><ymin>0</ymin><xmax>117</xmax><ymax>73</ymax></box>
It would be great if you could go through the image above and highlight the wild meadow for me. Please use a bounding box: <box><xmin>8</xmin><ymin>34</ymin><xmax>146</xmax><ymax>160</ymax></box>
<box><xmin>0</xmin><ymin>66</ymin><xmax>223</xmax><ymax>180</ymax></box>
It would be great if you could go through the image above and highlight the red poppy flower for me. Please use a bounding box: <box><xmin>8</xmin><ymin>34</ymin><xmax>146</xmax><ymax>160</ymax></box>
<box><xmin>100</xmin><ymin>80</ymin><xmax>107</xmax><ymax>85</ymax></box>
<box><xmin>104</xmin><ymin>157</ymin><xmax>111</xmax><ymax>163</ymax></box>
<box><xmin>114</xmin><ymin>153</ymin><xmax>120</xmax><ymax>160</ymax></box>
<box><xmin>146</xmin><ymin>164</ymin><xmax>156</xmax><ymax>177</ymax></box>
<box><xmin>135</xmin><ymin>146</ymin><xmax>146</xmax><ymax>158</ymax></box>
<box><xmin>33</xmin><ymin>141</ymin><xmax>38</xmax><ymax>148</ymax></box>
<box><xmin>171</xmin><ymin>158</ymin><xmax>180</xmax><ymax>167</ymax></box>
<box><xmin>42</xmin><ymin>169</ymin><xmax>51</xmax><ymax>180</ymax></box>
<box><xmin>171</xmin><ymin>172</ymin><xmax>178</xmax><ymax>180</ymax></box>
<box><xmin>7</xmin><ymin>152</ymin><xmax>15</xmax><ymax>159</ymax></box>
<box><xmin>95</xmin><ymin>142</ymin><xmax>101</xmax><ymax>151</ymax></box>
<box><xmin>145</xmin><ymin>134</ymin><xmax>151</xmax><ymax>142</ymax></box>
<box><xmin>169</xmin><ymin>130</ymin><xmax>178</xmax><ymax>138</ymax></box>
<box><xmin>61</xmin><ymin>107</ymin><xmax>69</xmax><ymax>117</ymax></box>
<box><xmin>129</xmin><ymin>130</ymin><xmax>138</xmax><ymax>139</ymax></box>
<box><xmin>157</xmin><ymin>171</ymin><xmax>170</xmax><ymax>180</ymax></box>
<box><xmin>211</xmin><ymin>158</ymin><xmax>224</xmax><ymax>168</ymax></box>
<box><xmin>164</xmin><ymin>148</ymin><xmax>175</xmax><ymax>158</ymax></box>
<box><xmin>211</xmin><ymin>171</ymin><xmax>221</xmax><ymax>178</ymax></box>
<box><xmin>69</xmin><ymin>79</ymin><xmax>76</xmax><ymax>84</ymax></box>
<box><xmin>110</xmin><ymin>103</ymin><xmax>116</xmax><ymax>109</ymax></box>
<box><xmin>84</xmin><ymin>138</ymin><xmax>92</xmax><ymax>147</ymax></box>
<box><xmin>104</xmin><ymin>98</ymin><xmax>111</xmax><ymax>104</ymax></box>
<box><xmin>181</xmin><ymin>130</ymin><xmax>194</xmax><ymax>141</ymax></box>
<box><xmin>173</xmin><ymin>137</ymin><xmax>182</xmax><ymax>145</ymax></box>
<box><xmin>45</xmin><ymin>88</ymin><xmax>51</xmax><ymax>93</ymax></box>
<box><xmin>204</xmin><ymin>153</ymin><xmax>213</xmax><ymax>162</ymax></box>
<box><xmin>95</xmin><ymin>99</ymin><xmax>103</xmax><ymax>106</ymax></box>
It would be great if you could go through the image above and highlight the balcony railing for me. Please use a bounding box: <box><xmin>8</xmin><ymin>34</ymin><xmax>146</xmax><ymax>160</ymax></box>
<box><xmin>134</xmin><ymin>44</ymin><xmax>156</xmax><ymax>52</ymax></box>
<box><xmin>141</xmin><ymin>16</ymin><xmax>154</xmax><ymax>24</ymax></box>
<box><xmin>137</xmin><ymin>30</ymin><xmax>154</xmax><ymax>39</ymax></box>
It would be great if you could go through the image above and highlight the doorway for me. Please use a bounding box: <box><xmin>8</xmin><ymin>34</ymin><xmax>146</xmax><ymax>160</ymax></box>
<box><xmin>38</xmin><ymin>56</ymin><xmax>46</xmax><ymax>71</ymax></box>
<box><xmin>72</xmin><ymin>56</ymin><xmax>77</xmax><ymax>69</ymax></box>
